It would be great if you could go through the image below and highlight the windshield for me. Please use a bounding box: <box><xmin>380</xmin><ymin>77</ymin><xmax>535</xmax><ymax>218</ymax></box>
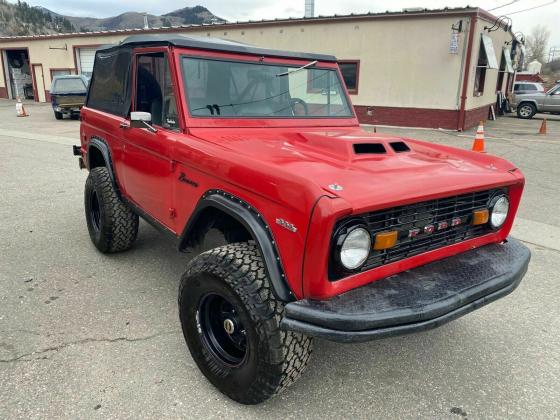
<box><xmin>546</xmin><ymin>84</ymin><xmax>560</xmax><ymax>95</ymax></box>
<box><xmin>182</xmin><ymin>57</ymin><xmax>354</xmax><ymax>118</ymax></box>
<box><xmin>52</xmin><ymin>78</ymin><xmax>86</xmax><ymax>94</ymax></box>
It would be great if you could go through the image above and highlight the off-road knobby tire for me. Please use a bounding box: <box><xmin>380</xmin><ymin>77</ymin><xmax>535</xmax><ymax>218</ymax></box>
<box><xmin>178</xmin><ymin>242</ymin><xmax>313</xmax><ymax>404</ymax></box>
<box><xmin>84</xmin><ymin>167</ymin><xmax>139</xmax><ymax>253</ymax></box>
<box><xmin>54</xmin><ymin>111</ymin><xmax>63</xmax><ymax>120</ymax></box>
<box><xmin>517</xmin><ymin>102</ymin><xmax>536</xmax><ymax>119</ymax></box>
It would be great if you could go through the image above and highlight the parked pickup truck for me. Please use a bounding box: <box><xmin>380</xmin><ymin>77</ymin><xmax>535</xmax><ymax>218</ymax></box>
<box><xmin>511</xmin><ymin>83</ymin><xmax>560</xmax><ymax>119</ymax></box>
<box><xmin>74</xmin><ymin>34</ymin><xmax>530</xmax><ymax>404</ymax></box>
<box><xmin>50</xmin><ymin>75</ymin><xmax>88</xmax><ymax>120</ymax></box>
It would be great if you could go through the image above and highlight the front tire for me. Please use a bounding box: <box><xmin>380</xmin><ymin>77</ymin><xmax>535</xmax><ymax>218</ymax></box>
<box><xmin>84</xmin><ymin>167</ymin><xmax>139</xmax><ymax>253</ymax></box>
<box><xmin>517</xmin><ymin>103</ymin><xmax>536</xmax><ymax>119</ymax></box>
<box><xmin>54</xmin><ymin>111</ymin><xmax>63</xmax><ymax>120</ymax></box>
<box><xmin>179</xmin><ymin>242</ymin><xmax>312</xmax><ymax>404</ymax></box>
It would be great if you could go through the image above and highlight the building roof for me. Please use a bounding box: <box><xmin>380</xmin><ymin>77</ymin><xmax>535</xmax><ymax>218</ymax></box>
<box><xmin>98</xmin><ymin>34</ymin><xmax>337</xmax><ymax>61</ymax></box>
<box><xmin>0</xmin><ymin>7</ymin><xmax>504</xmax><ymax>43</ymax></box>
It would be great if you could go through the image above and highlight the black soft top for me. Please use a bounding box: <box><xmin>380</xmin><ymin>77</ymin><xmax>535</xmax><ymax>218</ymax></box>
<box><xmin>96</xmin><ymin>34</ymin><xmax>337</xmax><ymax>62</ymax></box>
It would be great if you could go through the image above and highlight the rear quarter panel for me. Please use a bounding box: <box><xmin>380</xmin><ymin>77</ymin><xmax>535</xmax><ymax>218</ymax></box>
<box><xmin>80</xmin><ymin>107</ymin><xmax>128</xmax><ymax>195</ymax></box>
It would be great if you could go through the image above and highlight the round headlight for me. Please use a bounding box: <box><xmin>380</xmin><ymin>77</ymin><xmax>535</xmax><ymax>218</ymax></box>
<box><xmin>490</xmin><ymin>195</ymin><xmax>509</xmax><ymax>229</ymax></box>
<box><xmin>340</xmin><ymin>227</ymin><xmax>371</xmax><ymax>270</ymax></box>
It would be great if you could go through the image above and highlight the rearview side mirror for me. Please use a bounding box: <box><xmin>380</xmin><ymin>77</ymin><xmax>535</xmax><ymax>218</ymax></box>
<box><xmin>130</xmin><ymin>111</ymin><xmax>157</xmax><ymax>132</ymax></box>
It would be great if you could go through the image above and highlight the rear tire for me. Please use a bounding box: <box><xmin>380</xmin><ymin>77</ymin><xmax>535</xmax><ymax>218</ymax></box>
<box><xmin>54</xmin><ymin>111</ymin><xmax>63</xmax><ymax>120</ymax></box>
<box><xmin>84</xmin><ymin>167</ymin><xmax>138</xmax><ymax>253</ymax></box>
<box><xmin>179</xmin><ymin>242</ymin><xmax>312</xmax><ymax>404</ymax></box>
<box><xmin>517</xmin><ymin>103</ymin><xmax>536</xmax><ymax>119</ymax></box>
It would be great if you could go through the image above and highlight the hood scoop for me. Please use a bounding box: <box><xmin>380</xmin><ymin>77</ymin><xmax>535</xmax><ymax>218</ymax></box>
<box><xmin>390</xmin><ymin>141</ymin><xmax>411</xmax><ymax>153</ymax></box>
<box><xmin>353</xmin><ymin>143</ymin><xmax>386</xmax><ymax>154</ymax></box>
<box><xmin>352</xmin><ymin>141</ymin><xmax>411</xmax><ymax>155</ymax></box>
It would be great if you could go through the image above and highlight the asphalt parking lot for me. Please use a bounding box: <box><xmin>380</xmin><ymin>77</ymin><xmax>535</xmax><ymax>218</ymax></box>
<box><xmin>1</xmin><ymin>101</ymin><xmax>559</xmax><ymax>419</ymax></box>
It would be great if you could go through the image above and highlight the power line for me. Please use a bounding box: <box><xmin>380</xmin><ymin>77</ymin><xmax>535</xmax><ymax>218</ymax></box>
<box><xmin>488</xmin><ymin>0</ymin><xmax>521</xmax><ymax>12</ymax></box>
<box><xmin>504</xmin><ymin>0</ymin><xmax>557</xmax><ymax>16</ymax></box>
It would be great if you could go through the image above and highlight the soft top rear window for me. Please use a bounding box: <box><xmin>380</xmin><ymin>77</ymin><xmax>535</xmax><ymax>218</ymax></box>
<box><xmin>182</xmin><ymin>57</ymin><xmax>354</xmax><ymax>118</ymax></box>
<box><xmin>86</xmin><ymin>48</ymin><xmax>132</xmax><ymax>117</ymax></box>
<box><xmin>52</xmin><ymin>78</ymin><xmax>86</xmax><ymax>94</ymax></box>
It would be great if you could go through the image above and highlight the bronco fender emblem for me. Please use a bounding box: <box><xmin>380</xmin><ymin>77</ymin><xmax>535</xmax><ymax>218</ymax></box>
<box><xmin>178</xmin><ymin>172</ymin><xmax>199</xmax><ymax>187</ymax></box>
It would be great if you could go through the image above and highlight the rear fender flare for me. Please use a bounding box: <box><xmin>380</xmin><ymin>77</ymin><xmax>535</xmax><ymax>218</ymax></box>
<box><xmin>87</xmin><ymin>137</ymin><xmax>121</xmax><ymax>196</ymax></box>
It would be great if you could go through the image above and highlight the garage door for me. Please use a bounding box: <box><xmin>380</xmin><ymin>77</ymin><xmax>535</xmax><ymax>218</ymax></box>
<box><xmin>76</xmin><ymin>48</ymin><xmax>96</xmax><ymax>77</ymax></box>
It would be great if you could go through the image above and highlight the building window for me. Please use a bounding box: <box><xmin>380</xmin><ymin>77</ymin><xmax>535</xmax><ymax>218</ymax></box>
<box><xmin>338</xmin><ymin>60</ymin><xmax>360</xmax><ymax>94</ymax></box>
<box><xmin>474</xmin><ymin>35</ymin><xmax>498</xmax><ymax>97</ymax></box>
<box><xmin>496</xmin><ymin>53</ymin><xmax>506</xmax><ymax>92</ymax></box>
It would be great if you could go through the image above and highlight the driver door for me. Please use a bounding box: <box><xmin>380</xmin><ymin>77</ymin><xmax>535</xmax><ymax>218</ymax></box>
<box><xmin>121</xmin><ymin>50</ymin><xmax>180</xmax><ymax>232</ymax></box>
<box><xmin>544</xmin><ymin>86</ymin><xmax>560</xmax><ymax>113</ymax></box>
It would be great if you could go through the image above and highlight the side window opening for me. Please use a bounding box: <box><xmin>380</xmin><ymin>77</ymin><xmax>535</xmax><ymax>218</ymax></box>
<box><xmin>338</xmin><ymin>60</ymin><xmax>359</xmax><ymax>94</ymax></box>
<box><xmin>474</xmin><ymin>39</ymin><xmax>488</xmax><ymax>96</ymax></box>
<box><xmin>135</xmin><ymin>52</ymin><xmax>178</xmax><ymax>130</ymax></box>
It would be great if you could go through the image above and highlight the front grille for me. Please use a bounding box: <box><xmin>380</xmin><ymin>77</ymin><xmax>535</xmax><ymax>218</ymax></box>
<box><xmin>331</xmin><ymin>188</ymin><xmax>505</xmax><ymax>279</ymax></box>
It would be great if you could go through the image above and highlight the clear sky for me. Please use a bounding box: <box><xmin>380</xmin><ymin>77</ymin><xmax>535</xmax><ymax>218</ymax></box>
<box><xmin>10</xmin><ymin>0</ymin><xmax>560</xmax><ymax>55</ymax></box>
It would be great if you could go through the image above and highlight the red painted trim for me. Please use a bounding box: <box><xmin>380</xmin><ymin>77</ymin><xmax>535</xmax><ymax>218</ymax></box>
<box><xmin>45</xmin><ymin>89</ymin><xmax>50</xmax><ymax>102</ymax></box>
<box><xmin>31</xmin><ymin>63</ymin><xmax>45</xmax><ymax>102</ymax></box>
<box><xmin>338</xmin><ymin>59</ymin><xmax>360</xmax><ymax>94</ymax></box>
<box><xmin>458</xmin><ymin>16</ymin><xmax>477</xmax><ymax>131</ymax></box>
<box><xmin>0</xmin><ymin>49</ymin><xmax>6</xmax><ymax>96</ymax></box>
<box><xmin>0</xmin><ymin>87</ymin><xmax>7</xmax><ymax>98</ymax></box>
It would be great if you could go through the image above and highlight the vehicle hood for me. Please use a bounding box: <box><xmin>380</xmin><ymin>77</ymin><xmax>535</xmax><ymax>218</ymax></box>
<box><xmin>189</xmin><ymin>127</ymin><xmax>520</xmax><ymax>212</ymax></box>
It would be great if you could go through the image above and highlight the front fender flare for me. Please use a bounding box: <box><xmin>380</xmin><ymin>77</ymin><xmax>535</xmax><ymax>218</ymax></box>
<box><xmin>179</xmin><ymin>190</ymin><xmax>295</xmax><ymax>302</ymax></box>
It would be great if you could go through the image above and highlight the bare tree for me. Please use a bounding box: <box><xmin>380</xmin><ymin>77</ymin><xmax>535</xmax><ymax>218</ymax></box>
<box><xmin>525</xmin><ymin>25</ymin><xmax>550</xmax><ymax>63</ymax></box>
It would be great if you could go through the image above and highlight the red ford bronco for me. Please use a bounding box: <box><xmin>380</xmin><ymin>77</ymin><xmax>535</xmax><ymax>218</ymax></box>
<box><xmin>74</xmin><ymin>34</ymin><xmax>530</xmax><ymax>404</ymax></box>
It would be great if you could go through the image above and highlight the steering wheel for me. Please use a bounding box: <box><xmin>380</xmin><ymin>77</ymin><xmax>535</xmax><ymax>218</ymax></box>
<box><xmin>289</xmin><ymin>98</ymin><xmax>309</xmax><ymax>116</ymax></box>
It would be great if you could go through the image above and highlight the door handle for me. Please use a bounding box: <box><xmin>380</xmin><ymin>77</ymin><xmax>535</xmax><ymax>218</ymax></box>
<box><xmin>119</xmin><ymin>121</ymin><xmax>130</xmax><ymax>129</ymax></box>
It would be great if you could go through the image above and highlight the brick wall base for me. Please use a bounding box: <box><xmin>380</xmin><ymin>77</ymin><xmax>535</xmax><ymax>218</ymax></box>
<box><xmin>354</xmin><ymin>105</ymin><xmax>459</xmax><ymax>130</ymax></box>
<box><xmin>463</xmin><ymin>105</ymin><xmax>492</xmax><ymax>130</ymax></box>
<box><xmin>354</xmin><ymin>104</ymin><xmax>494</xmax><ymax>131</ymax></box>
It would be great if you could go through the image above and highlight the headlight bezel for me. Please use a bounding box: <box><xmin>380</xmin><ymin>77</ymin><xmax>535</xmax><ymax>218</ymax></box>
<box><xmin>332</xmin><ymin>222</ymin><xmax>372</xmax><ymax>274</ymax></box>
<box><xmin>489</xmin><ymin>194</ymin><xmax>510</xmax><ymax>230</ymax></box>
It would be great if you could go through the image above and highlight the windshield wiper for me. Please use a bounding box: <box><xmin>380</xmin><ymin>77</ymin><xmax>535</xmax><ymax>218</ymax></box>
<box><xmin>275</xmin><ymin>60</ymin><xmax>317</xmax><ymax>77</ymax></box>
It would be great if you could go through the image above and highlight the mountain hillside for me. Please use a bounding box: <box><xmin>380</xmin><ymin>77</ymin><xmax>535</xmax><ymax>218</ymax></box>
<box><xmin>0</xmin><ymin>2</ymin><xmax>225</xmax><ymax>37</ymax></box>
<box><xmin>0</xmin><ymin>0</ymin><xmax>74</xmax><ymax>36</ymax></box>
<box><xmin>64</xmin><ymin>6</ymin><xmax>225</xmax><ymax>32</ymax></box>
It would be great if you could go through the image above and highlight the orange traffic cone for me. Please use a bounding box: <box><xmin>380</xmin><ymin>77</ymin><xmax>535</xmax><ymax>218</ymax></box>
<box><xmin>16</xmin><ymin>96</ymin><xmax>28</xmax><ymax>117</ymax></box>
<box><xmin>538</xmin><ymin>118</ymin><xmax>547</xmax><ymax>135</ymax></box>
<box><xmin>472</xmin><ymin>121</ymin><xmax>485</xmax><ymax>153</ymax></box>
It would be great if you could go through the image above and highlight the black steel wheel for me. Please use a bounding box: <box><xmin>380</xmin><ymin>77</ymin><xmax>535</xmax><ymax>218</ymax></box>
<box><xmin>198</xmin><ymin>292</ymin><xmax>247</xmax><ymax>367</ymax></box>
<box><xmin>179</xmin><ymin>242</ymin><xmax>313</xmax><ymax>405</ymax></box>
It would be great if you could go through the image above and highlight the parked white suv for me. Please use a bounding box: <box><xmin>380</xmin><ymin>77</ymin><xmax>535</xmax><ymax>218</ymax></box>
<box><xmin>511</xmin><ymin>83</ymin><xmax>560</xmax><ymax>119</ymax></box>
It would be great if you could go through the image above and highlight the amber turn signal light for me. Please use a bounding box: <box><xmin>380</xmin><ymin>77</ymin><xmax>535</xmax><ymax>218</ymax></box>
<box><xmin>472</xmin><ymin>209</ymin><xmax>489</xmax><ymax>225</ymax></box>
<box><xmin>373</xmin><ymin>230</ymin><xmax>398</xmax><ymax>250</ymax></box>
